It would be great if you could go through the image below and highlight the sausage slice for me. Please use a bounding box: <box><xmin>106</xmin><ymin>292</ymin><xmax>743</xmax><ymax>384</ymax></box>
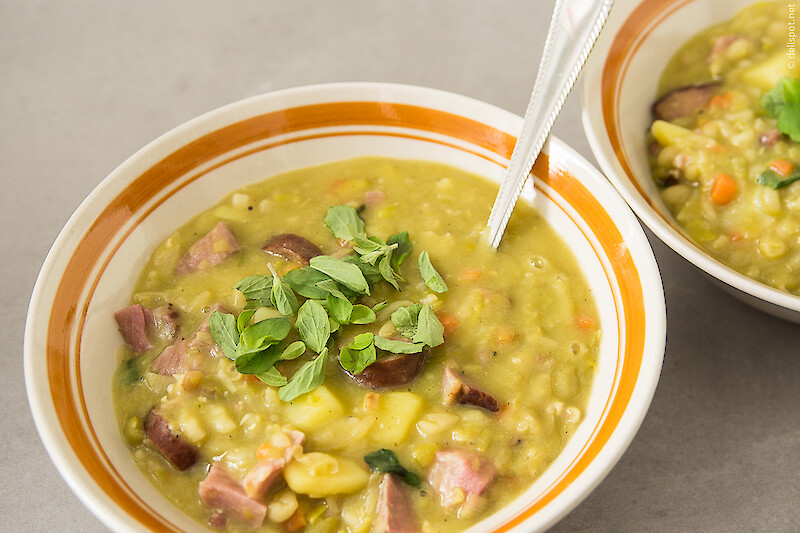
<box><xmin>343</xmin><ymin>349</ymin><xmax>429</xmax><ymax>389</ymax></box>
<box><xmin>144</xmin><ymin>409</ymin><xmax>197</xmax><ymax>471</ymax></box>
<box><xmin>263</xmin><ymin>233</ymin><xmax>323</xmax><ymax>265</ymax></box>
<box><xmin>652</xmin><ymin>82</ymin><xmax>719</xmax><ymax>121</ymax></box>
<box><xmin>442</xmin><ymin>365</ymin><xmax>500</xmax><ymax>412</ymax></box>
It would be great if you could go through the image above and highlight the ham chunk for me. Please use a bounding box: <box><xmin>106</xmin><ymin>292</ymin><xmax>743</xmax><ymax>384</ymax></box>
<box><xmin>144</xmin><ymin>409</ymin><xmax>197</xmax><ymax>471</ymax></box>
<box><xmin>153</xmin><ymin>304</ymin><xmax>226</xmax><ymax>375</ymax></box>
<box><xmin>199</xmin><ymin>464</ymin><xmax>267</xmax><ymax>528</ymax></box>
<box><xmin>374</xmin><ymin>474</ymin><xmax>418</xmax><ymax>533</ymax></box>
<box><xmin>114</xmin><ymin>304</ymin><xmax>152</xmax><ymax>353</ymax></box>
<box><xmin>365</xmin><ymin>190</ymin><xmax>386</xmax><ymax>207</ymax></box>
<box><xmin>176</xmin><ymin>222</ymin><xmax>241</xmax><ymax>275</ymax></box>
<box><xmin>145</xmin><ymin>304</ymin><xmax>180</xmax><ymax>341</ymax></box>
<box><xmin>428</xmin><ymin>449</ymin><xmax>496</xmax><ymax>509</ymax></box>
<box><xmin>442</xmin><ymin>365</ymin><xmax>500</xmax><ymax>412</ymax></box>
<box><xmin>242</xmin><ymin>458</ymin><xmax>284</xmax><ymax>500</ymax></box>
<box><xmin>242</xmin><ymin>429</ymin><xmax>305</xmax><ymax>499</ymax></box>
<box><xmin>262</xmin><ymin>233</ymin><xmax>323</xmax><ymax>265</ymax></box>
<box><xmin>652</xmin><ymin>83</ymin><xmax>719</xmax><ymax>121</ymax></box>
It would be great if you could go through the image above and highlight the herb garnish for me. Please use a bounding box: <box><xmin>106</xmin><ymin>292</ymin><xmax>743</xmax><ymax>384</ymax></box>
<box><xmin>761</xmin><ymin>77</ymin><xmax>800</xmax><ymax>142</ymax></box>
<box><xmin>418</xmin><ymin>251</ymin><xmax>448</xmax><ymax>293</ymax></box>
<box><xmin>209</xmin><ymin>204</ymin><xmax>447</xmax><ymax>401</ymax></box>
<box><xmin>364</xmin><ymin>449</ymin><xmax>423</xmax><ymax>488</ymax></box>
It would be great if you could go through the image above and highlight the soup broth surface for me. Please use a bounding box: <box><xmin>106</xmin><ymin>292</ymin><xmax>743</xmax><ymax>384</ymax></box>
<box><xmin>113</xmin><ymin>157</ymin><xmax>600</xmax><ymax>532</ymax></box>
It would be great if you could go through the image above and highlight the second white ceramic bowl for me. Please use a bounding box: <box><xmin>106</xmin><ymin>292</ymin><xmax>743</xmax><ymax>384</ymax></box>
<box><xmin>581</xmin><ymin>0</ymin><xmax>800</xmax><ymax>322</ymax></box>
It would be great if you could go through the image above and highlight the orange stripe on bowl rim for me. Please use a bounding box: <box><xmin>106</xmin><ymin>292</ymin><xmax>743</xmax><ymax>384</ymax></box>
<box><xmin>45</xmin><ymin>100</ymin><xmax>646</xmax><ymax>531</ymax></box>
<box><xmin>600</xmin><ymin>0</ymin><xmax>694</xmax><ymax>225</ymax></box>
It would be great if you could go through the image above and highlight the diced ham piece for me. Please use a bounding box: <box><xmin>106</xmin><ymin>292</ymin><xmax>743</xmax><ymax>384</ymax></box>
<box><xmin>374</xmin><ymin>474</ymin><xmax>418</xmax><ymax>533</ymax></box>
<box><xmin>114</xmin><ymin>304</ymin><xmax>152</xmax><ymax>353</ymax></box>
<box><xmin>442</xmin><ymin>365</ymin><xmax>500</xmax><ymax>413</ymax></box>
<box><xmin>145</xmin><ymin>304</ymin><xmax>181</xmax><ymax>341</ymax></box>
<box><xmin>208</xmin><ymin>512</ymin><xmax>227</xmax><ymax>529</ymax></box>
<box><xmin>153</xmin><ymin>304</ymin><xmax>226</xmax><ymax>375</ymax></box>
<box><xmin>199</xmin><ymin>464</ymin><xmax>267</xmax><ymax>529</ymax></box>
<box><xmin>707</xmin><ymin>34</ymin><xmax>748</xmax><ymax>64</ymax></box>
<box><xmin>242</xmin><ymin>458</ymin><xmax>284</xmax><ymax>500</ymax></box>
<box><xmin>176</xmin><ymin>222</ymin><xmax>241</xmax><ymax>275</ymax></box>
<box><xmin>365</xmin><ymin>190</ymin><xmax>386</xmax><ymax>207</ymax></box>
<box><xmin>144</xmin><ymin>409</ymin><xmax>197</xmax><ymax>471</ymax></box>
<box><xmin>428</xmin><ymin>449</ymin><xmax>496</xmax><ymax>509</ymax></box>
<box><xmin>760</xmin><ymin>129</ymin><xmax>782</xmax><ymax>146</ymax></box>
<box><xmin>651</xmin><ymin>83</ymin><xmax>719</xmax><ymax>121</ymax></box>
<box><xmin>262</xmin><ymin>233</ymin><xmax>323</xmax><ymax>265</ymax></box>
<box><xmin>242</xmin><ymin>429</ymin><xmax>305</xmax><ymax>499</ymax></box>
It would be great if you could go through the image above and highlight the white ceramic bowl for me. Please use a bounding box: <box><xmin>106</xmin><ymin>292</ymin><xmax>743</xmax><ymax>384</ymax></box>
<box><xmin>25</xmin><ymin>82</ymin><xmax>665</xmax><ymax>532</ymax></box>
<box><xmin>581</xmin><ymin>0</ymin><xmax>800</xmax><ymax>322</ymax></box>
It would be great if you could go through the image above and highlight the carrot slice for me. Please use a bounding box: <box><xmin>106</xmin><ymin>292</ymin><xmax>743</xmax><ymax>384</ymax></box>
<box><xmin>437</xmin><ymin>312</ymin><xmax>459</xmax><ymax>337</ymax></box>
<box><xmin>285</xmin><ymin>509</ymin><xmax>306</xmax><ymax>532</ymax></box>
<box><xmin>459</xmin><ymin>268</ymin><xmax>483</xmax><ymax>282</ymax></box>
<box><xmin>708</xmin><ymin>91</ymin><xmax>733</xmax><ymax>110</ymax></box>
<box><xmin>576</xmin><ymin>314</ymin><xmax>594</xmax><ymax>330</ymax></box>
<box><xmin>710</xmin><ymin>173</ymin><xmax>737</xmax><ymax>205</ymax></box>
<box><xmin>769</xmin><ymin>159</ymin><xmax>795</xmax><ymax>177</ymax></box>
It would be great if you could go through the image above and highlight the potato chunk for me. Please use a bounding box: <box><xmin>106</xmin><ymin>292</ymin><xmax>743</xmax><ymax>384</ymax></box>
<box><xmin>284</xmin><ymin>452</ymin><xmax>369</xmax><ymax>498</ymax></box>
<box><xmin>283</xmin><ymin>385</ymin><xmax>345</xmax><ymax>431</ymax></box>
<box><xmin>369</xmin><ymin>392</ymin><xmax>424</xmax><ymax>447</ymax></box>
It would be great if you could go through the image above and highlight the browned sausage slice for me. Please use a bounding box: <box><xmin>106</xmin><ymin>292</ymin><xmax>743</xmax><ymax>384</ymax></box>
<box><xmin>262</xmin><ymin>233</ymin><xmax>323</xmax><ymax>265</ymax></box>
<box><xmin>652</xmin><ymin>83</ymin><xmax>719</xmax><ymax>121</ymax></box>
<box><xmin>442</xmin><ymin>365</ymin><xmax>500</xmax><ymax>412</ymax></box>
<box><xmin>144</xmin><ymin>409</ymin><xmax>197</xmax><ymax>471</ymax></box>
<box><xmin>343</xmin><ymin>349</ymin><xmax>429</xmax><ymax>389</ymax></box>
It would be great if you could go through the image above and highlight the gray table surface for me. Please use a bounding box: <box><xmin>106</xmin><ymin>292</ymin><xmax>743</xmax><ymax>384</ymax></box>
<box><xmin>3</xmin><ymin>1</ymin><xmax>799</xmax><ymax>531</ymax></box>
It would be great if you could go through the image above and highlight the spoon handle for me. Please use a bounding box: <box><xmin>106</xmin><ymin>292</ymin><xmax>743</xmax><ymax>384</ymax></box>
<box><xmin>486</xmin><ymin>0</ymin><xmax>614</xmax><ymax>248</ymax></box>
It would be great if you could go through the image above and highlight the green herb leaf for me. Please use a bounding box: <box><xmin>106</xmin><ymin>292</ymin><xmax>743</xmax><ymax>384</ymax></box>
<box><xmin>324</xmin><ymin>205</ymin><xmax>367</xmax><ymax>241</ymax></box>
<box><xmin>209</xmin><ymin>310</ymin><xmax>240</xmax><ymax>360</ymax></box>
<box><xmin>418</xmin><ymin>251</ymin><xmax>448</xmax><ymax>293</ymax></box>
<box><xmin>237</xmin><ymin>309</ymin><xmax>255</xmax><ymax>333</ymax></box>
<box><xmin>280</xmin><ymin>340</ymin><xmax>306</xmax><ymax>361</ymax></box>
<box><xmin>349</xmin><ymin>305</ymin><xmax>376</xmax><ymax>325</ymax></box>
<box><xmin>391</xmin><ymin>303</ymin><xmax>422</xmax><ymax>338</ymax></box>
<box><xmin>271</xmin><ymin>276</ymin><xmax>299</xmax><ymax>316</ymax></box>
<box><xmin>412</xmin><ymin>304</ymin><xmax>444</xmax><ymax>348</ymax></box>
<box><xmin>757</xmin><ymin>166</ymin><xmax>800</xmax><ymax>189</ymax></box>
<box><xmin>339</xmin><ymin>333</ymin><xmax>377</xmax><ymax>374</ymax></box>
<box><xmin>310</xmin><ymin>255</ymin><xmax>370</xmax><ymax>295</ymax></box>
<box><xmin>372</xmin><ymin>301</ymin><xmax>389</xmax><ymax>313</ymax></box>
<box><xmin>387</xmin><ymin>231</ymin><xmax>412</xmax><ymax>274</ymax></box>
<box><xmin>363</xmin><ymin>449</ymin><xmax>422</xmax><ymax>488</ymax></box>
<box><xmin>235</xmin><ymin>344</ymin><xmax>282</xmax><ymax>374</ymax></box>
<box><xmin>374</xmin><ymin>336</ymin><xmax>426</xmax><ymax>354</ymax></box>
<box><xmin>283</xmin><ymin>267</ymin><xmax>332</xmax><ymax>299</ymax></box>
<box><xmin>234</xmin><ymin>275</ymin><xmax>274</xmax><ymax>303</ymax></box>
<box><xmin>256</xmin><ymin>366</ymin><xmax>288</xmax><ymax>386</ymax></box>
<box><xmin>379</xmin><ymin>254</ymin><xmax>401</xmax><ymax>290</ymax></box>
<box><xmin>279</xmin><ymin>348</ymin><xmax>328</xmax><ymax>401</ymax></box>
<box><xmin>295</xmin><ymin>300</ymin><xmax>331</xmax><ymax>354</ymax></box>
<box><xmin>326</xmin><ymin>292</ymin><xmax>354</xmax><ymax>323</ymax></box>
<box><xmin>240</xmin><ymin>317</ymin><xmax>291</xmax><ymax>349</ymax></box>
<box><xmin>761</xmin><ymin>77</ymin><xmax>800</xmax><ymax>142</ymax></box>
<box><xmin>342</xmin><ymin>254</ymin><xmax>384</xmax><ymax>286</ymax></box>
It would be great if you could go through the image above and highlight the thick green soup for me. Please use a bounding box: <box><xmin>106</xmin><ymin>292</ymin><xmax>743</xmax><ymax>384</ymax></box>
<box><xmin>112</xmin><ymin>157</ymin><xmax>600</xmax><ymax>532</ymax></box>
<box><xmin>648</xmin><ymin>1</ymin><xmax>800</xmax><ymax>294</ymax></box>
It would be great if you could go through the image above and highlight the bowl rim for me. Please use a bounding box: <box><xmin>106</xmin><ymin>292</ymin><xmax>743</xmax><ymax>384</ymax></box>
<box><xmin>25</xmin><ymin>81</ymin><xmax>666</xmax><ymax>532</ymax></box>
<box><xmin>579</xmin><ymin>0</ymin><xmax>800</xmax><ymax>315</ymax></box>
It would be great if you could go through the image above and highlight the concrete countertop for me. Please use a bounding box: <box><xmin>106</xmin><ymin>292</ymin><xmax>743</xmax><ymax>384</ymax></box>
<box><xmin>2</xmin><ymin>1</ymin><xmax>798</xmax><ymax>531</ymax></box>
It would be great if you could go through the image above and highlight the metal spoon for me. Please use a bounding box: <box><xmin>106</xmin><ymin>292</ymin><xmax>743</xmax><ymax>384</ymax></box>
<box><xmin>485</xmin><ymin>0</ymin><xmax>614</xmax><ymax>248</ymax></box>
